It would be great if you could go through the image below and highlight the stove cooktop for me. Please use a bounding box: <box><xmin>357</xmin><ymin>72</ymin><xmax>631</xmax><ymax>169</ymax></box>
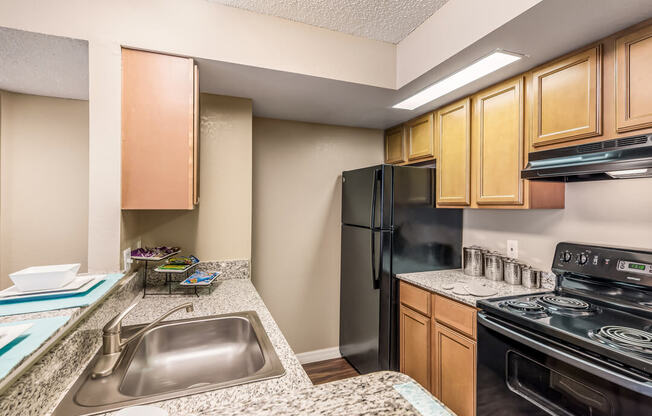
<box><xmin>479</xmin><ymin>291</ymin><xmax>652</xmax><ymax>374</ymax></box>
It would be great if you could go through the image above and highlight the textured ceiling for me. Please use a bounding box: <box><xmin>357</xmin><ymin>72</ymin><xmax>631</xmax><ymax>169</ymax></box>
<box><xmin>207</xmin><ymin>0</ymin><xmax>450</xmax><ymax>43</ymax></box>
<box><xmin>0</xmin><ymin>26</ymin><xmax>88</xmax><ymax>100</ymax></box>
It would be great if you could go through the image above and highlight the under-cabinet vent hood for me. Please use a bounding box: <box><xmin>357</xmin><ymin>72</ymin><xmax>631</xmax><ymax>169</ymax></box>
<box><xmin>521</xmin><ymin>134</ymin><xmax>652</xmax><ymax>182</ymax></box>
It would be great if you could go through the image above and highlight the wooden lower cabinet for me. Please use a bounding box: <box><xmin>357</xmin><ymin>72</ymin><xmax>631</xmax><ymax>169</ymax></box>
<box><xmin>399</xmin><ymin>305</ymin><xmax>431</xmax><ymax>390</ymax></box>
<box><xmin>432</xmin><ymin>322</ymin><xmax>477</xmax><ymax>416</ymax></box>
<box><xmin>400</xmin><ymin>282</ymin><xmax>477</xmax><ymax>415</ymax></box>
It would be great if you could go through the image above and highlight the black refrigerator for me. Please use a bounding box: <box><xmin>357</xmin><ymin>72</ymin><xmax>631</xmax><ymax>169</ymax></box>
<box><xmin>339</xmin><ymin>164</ymin><xmax>462</xmax><ymax>374</ymax></box>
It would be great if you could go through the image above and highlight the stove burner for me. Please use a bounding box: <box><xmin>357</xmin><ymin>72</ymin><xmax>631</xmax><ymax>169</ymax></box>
<box><xmin>539</xmin><ymin>296</ymin><xmax>590</xmax><ymax>310</ymax></box>
<box><xmin>503</xmin><ymin>300</ymin><xmax>545</xmax><ymax>313</ymax></box>
<box><xmin>590</xmin><ymin>326</ymin><xmax>652</xmax><ymax>357</ymax></box>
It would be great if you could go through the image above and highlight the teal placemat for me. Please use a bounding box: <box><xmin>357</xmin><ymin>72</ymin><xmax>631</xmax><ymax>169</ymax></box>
<box><xmin>0</xmin><ymin>316</ymin><xmax>70</xmax><ymax>379</ymax></box>
<box><xmin>394</xmin><ymin>382</ymin><xmax>452</xmax><ymax>416</ymax></box>
<box><xmin>0</xmin><ymin>274</ymin><xmax>123</xmax><ymax>317</ymax></box>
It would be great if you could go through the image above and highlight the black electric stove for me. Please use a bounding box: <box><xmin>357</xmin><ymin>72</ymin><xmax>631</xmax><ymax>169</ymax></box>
<box><xmin>477</xmin><ymin>242</ymin><xmax>652</xmax><ymax>416</ymax></box>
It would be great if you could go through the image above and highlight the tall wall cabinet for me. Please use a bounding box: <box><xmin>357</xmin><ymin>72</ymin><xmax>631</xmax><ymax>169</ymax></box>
<box><xmin>121</xmin><ymin>48</ymin><xmax>200</xmax><ymax>210</ymax></box>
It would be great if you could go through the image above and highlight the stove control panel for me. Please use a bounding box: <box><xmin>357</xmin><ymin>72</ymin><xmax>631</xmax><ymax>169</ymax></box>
<box><xmin>553</xmin><ymin>242</ymin><xmax>652</xmax><ymax>287</ymax></box>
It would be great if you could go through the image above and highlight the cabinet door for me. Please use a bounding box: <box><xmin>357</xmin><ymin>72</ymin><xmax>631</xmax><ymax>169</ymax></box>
<box><xmin>616</xmin><ymin>25</ymin><xmax>652</xmax><ymax>133</ymax></box>
<box><xmin>399</xmin><ymin>305</ymin><xmax>431</xmax><ymax>390</ymax></box>
<box><xmin>436</xmin><ymin>98</ymin><xmax>471</xmax><ymax>206</ymax></box>
<box><xmin>531</xmin><ymin>46</ymin><xmax>602</xmax><ymax>148</ymax></box>
<box><xmin>406</xmin><ymin>113</ymin><xmax>435</xmax><ymax>161</ymax></box>
<box><xmin>432</xmin><ymin>323</ymin><xmax>476</xmax><ymax>416</ymax></box>
<box><xmin>122</xmin><ymin>48</ymin><xmax>195</xmax><ymax>209</ymax></box>
<box><xmin>385</xmin><ymin>126</ymin><xmax>406</xmax><ymax>164</ymax></box>
<box><xmin>473</xmin><ymin>78</ymin><xmax>524</xmax><ymax>205</ymax></box>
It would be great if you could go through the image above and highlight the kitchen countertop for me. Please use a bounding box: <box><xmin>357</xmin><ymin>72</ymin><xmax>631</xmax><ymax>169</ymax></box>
<box><xmin>397</xmin><ymin>269</ymin><xmax>552</xmax><ymax>307</ymax></box>
<box><xmin>53</xmin><ymin>277</ymin><xmax>313</xmax><ymax>416</ymax></box>
<box><xmin>199</xmin><ymin>371</ymin><xmax>453</xmax><ymax>416</ymax></box>
<box><xmin>2</xmin><ymin>260</ymin><xmax>452</xmax><ymax>416</ymax></box>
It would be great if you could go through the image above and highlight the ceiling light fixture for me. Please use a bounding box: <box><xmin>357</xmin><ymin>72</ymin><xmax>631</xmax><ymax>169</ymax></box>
<box><xmin>393</xmin><ymin>50</ymin><xmax>524</xmax><ymax>110</ymax></box>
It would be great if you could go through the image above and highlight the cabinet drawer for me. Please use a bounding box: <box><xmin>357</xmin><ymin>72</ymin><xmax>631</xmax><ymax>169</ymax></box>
<box><xmin>433</xmin><ymin>294</ymin><xmax>476</xmax><ymax>339</ymax></box>
<box><xmin>400</xmin><ymin>281</ymin><xmax>431</xmax><ymax>317</ymax></box>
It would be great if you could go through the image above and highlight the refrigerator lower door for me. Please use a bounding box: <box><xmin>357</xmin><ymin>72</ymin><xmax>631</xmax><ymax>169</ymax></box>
<box><xmin>339</xmin><ymin>224</ymin><xmax>381</xmax><ymax>374</ymax></box>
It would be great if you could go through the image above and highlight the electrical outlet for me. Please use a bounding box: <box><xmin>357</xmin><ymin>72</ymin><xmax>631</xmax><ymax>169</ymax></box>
<box><xmin>507</xmin><ymin>240</ymin><xmax>519</xmax><ymax>259</ymax></box>
<box><xmin>123</xmin><ymin>248</ymin><xmax>133</xmax><ymax>272</ymax></box>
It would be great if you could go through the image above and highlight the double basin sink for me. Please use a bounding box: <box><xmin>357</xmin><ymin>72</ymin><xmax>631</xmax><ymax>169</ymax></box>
<box><xmin>54</xmin><ymin>311</ymin><xmax>285</xmax><ymax>415</ymax></box>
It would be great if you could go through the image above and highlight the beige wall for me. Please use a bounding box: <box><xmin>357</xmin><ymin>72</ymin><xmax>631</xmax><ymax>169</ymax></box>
<box><xmin>0</xmin><ymin>92</ymin><xmax>89</xmax><ymax>289</ymax></box>
<box><xmin>463</xmin><ymin>178</ymin><xmax>652</xmax><ymax>271</ymax></box>
<box><xmin>252</xmin><ymin>117</ymin><xmax>383</xmax><ymax>354</ymax></box>
<box><xmin>122</xmin><ymin>94</ymin><xmax>252</xmax><ymax>262</ymax></box>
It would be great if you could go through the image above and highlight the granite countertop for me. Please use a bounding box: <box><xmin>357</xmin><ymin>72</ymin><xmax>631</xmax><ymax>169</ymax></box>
<box><xmin>397</xmin><ymin>269</ymin><xmax>552</xmax><ymax>307</ymax></box>
<box><xmin>199</xmin><ymin>371</ymin><xmax>453</xmax><ymax>416</ymax></box>
<box><xmin>53</xmin><ymin>278</ymin><xmax>312</xmax><ymax>416</ymax></box>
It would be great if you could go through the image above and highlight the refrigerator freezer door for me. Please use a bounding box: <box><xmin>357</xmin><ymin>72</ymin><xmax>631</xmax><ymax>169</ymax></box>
<box><xmin>339</xmin><ymin>224</ymin><xmax>382</xmax><ymax>374</ymax></box>
<box><xmin>392</xmin><ymin>166</ymin><xmax>463</xmax><ymax>274</ymax></box>
<box><xmin>342</xmin><ymin>165</ymin><xmax>392</xmax><ymax>229</ymax></box>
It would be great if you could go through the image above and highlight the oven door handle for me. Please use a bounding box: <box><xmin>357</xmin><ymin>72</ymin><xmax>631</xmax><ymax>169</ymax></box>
<box><xmin>478</xmin><ymin>313</ymin><xmax>652</xmax><ymax>396</ymax></box>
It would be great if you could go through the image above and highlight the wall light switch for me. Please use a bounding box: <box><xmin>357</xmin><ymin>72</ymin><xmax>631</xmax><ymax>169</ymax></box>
<box><xmin>507</xmin><ymin>240</ymin><xmax>518</xmax><ymax>259</ymax></box>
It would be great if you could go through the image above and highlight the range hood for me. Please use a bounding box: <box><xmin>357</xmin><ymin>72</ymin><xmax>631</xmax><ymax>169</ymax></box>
<box><xmin>522</xmin><ymin>134</ymin><xmax>652</xmax><ymax>182</ymax></box>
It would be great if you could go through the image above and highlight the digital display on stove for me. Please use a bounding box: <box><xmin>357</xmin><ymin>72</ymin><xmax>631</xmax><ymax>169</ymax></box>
<box><xmin>617</xmin><ymin>260</ymin><xmax>651</xmax><ymax>275</ymax></box>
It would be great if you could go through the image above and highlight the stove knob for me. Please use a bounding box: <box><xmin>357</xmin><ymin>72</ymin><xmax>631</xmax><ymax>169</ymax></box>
<box><xmin>578</xmin><ymin>253</ymin><xmax>588</xmax><ymax>265</ymax></box>
<box><xmin>561</xmin><ymin>251</ymin><xmax>572</xmax><ymax>262</ymax></box>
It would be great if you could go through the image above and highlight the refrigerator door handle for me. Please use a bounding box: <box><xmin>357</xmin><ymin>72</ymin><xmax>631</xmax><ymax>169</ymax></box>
<box><xmin>369</xmin><ymin>168</ymin><xmax>381</xmax><ymax>229</ymax></box>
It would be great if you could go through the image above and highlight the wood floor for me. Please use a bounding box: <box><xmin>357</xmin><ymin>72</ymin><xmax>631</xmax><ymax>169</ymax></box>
<box><xmin>302</xmin><ymin>358</ymin><xmax>359</xmax><ymax>385</ymax></box>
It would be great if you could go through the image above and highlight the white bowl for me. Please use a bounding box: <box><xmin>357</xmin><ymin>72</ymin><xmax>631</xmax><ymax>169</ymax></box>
<box><xmin>9</xmin><ymin>263</ymin><xmax>81</xmax><ymax>292</ymax></box>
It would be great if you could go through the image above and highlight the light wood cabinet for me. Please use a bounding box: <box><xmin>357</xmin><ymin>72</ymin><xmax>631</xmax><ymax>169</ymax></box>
<box><xmin>384</xmin><ymin>125</ymin><xmax>406</xmax><ymax>164</ymax></box>
<box><xmin>432</xmin><ymin>323</ymin><xmax>476</xmax><ymax>416</ymax></box>
<box><xmin>616</xmin><ymin>24</ymin><xmax>652</xmax><ymax>133</ymax></box>
<box><xmin>433</xmin><ymin>294</ymin><xmax>477</xmax><ymax>340</ymax></box>
<box><xmin>121</xmin><ymin>48</ymin><xmax>199</xmax><ymax>210</ymax></box>
<box><xmin>435</xmin><ymin>98</ymin><xmax>471</xmax><ymax>206</ymax></box>
<box><xmin>406</xmin><ymin>113</ymin><xmax>435</xmax><ymax>162</ymax></box>
<box><xmin>472</xmin><ymin>77</ymin><xmax>524</xmax><ymax>205</ymax></box>
<box><xmin>399</xmin><ymin>305</ymin><xmax>431</xmax><ymax>390</ymax></box>
<box><xmin>530</xmin><ymin>46</ymin><xmax>602</xmax><ymax>148</ymax></box>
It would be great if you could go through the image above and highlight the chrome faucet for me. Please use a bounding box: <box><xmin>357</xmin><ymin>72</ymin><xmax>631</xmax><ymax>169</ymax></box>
<box><xmin>92</xmin><ymin>300</ymin><xmax>194</xmax><ymax>378</ymax></box>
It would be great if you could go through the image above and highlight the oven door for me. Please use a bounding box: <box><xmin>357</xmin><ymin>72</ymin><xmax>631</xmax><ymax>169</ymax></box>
<box><xmin>477</xmin><ymin>313</ymin><xmax>652</xmax><ymax>416</ymax></box>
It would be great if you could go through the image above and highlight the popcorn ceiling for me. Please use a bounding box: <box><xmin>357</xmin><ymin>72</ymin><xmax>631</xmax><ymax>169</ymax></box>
<box><xmin>209</xmin><ymin>0</ymin><xmax>450</xmax><ymax>43</ymax></box>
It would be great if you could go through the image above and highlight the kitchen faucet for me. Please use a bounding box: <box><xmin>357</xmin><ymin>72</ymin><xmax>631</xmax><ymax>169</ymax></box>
<box><xmin>92</xmin><ymin>300</ymin><xmax>194</xmax><ymax>378</ymax></box>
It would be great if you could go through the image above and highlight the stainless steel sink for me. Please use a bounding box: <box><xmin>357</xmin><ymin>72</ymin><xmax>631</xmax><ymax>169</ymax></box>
<box><xmin>53</xmin><ymin>311</ymin><xmax>285</xmax><ymax>416</ymax></box>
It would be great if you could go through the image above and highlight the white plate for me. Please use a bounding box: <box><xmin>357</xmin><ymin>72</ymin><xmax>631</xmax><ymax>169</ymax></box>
<box><xmin>0</xmin><ymin>323</ymin><xmax>32</xmax><ymax>351</ymax></box>
<box><xmin>464</xmin><ymin>283</ymin><xmax>498</xmax><ymax>297</ymax></box>
<box><xmin>0</xmin><ymin>276</ymin><xmax>100</xmax><ymax>301</ymax></box>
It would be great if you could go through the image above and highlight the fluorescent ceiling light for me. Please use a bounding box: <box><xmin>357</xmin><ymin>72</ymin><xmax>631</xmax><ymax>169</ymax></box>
<box><xmin>393</xmin><ymin>50</ymin><xmax>523</xmax><ymax>110</ymax></box>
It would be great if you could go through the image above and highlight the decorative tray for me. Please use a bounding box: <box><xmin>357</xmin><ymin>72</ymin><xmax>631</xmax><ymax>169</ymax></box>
<box><xmin>131</xmin><ymin>250</ymin><xmax>181</xmax><ymax>262</ymax></box>
<box><xmin>179</xmin><ymin>271</ymin><xmax>220</xmax><ymax>286</ymax></box>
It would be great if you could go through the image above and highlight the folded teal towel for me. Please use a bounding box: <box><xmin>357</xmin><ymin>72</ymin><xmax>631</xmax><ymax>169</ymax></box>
<box><xmin>0</xmin><ymin>316</ymin><xmax>70</xmax><ymax>379</ymax></box>
<box><xmin>0</xmin><ymin>274</ymin><xmax>123</xmax><ymax>317</ymax></box>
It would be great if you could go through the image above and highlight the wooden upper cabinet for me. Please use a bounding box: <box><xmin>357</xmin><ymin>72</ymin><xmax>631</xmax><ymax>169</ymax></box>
<box><xmin>400</xmin><ymin>305</ymin><xmax>431</xmax><ymax>390</ymax></box>
<box><xmin>436</xmin><ymin>98</ymin><xmax>471</xmax><ymax>206</ymax></box>
<box><xmin>432</xmin><ymin>323</ymin><xmax>476</xmax><ymax>416</ymax></box>
<box><xmin>384</xmin><ymin>125</ymin><xmax>406</xmax><ymax>164</ymax></box>
<box><xmin>406</xmin><ymin>113</ymin><xmax>435</xmax><ymax>162</ymax></box>
<box><xmin>122</xmin><ymin>48</ymin><xmax>198</xmax><ymax>210</ymax></box>
<box><xmin>531</xmin><ymin>46</ymin><xmax>602</xmax><ymax>148</ymax></box>
<box><xmin>473</xmin><ymin>77</ymin><xmax>524</xmax><ymax>205</ymax></box>
<box><xmin>616</xmin><ymin>25</ymin><xmax>652</xmax><ymax>133</ymax></box>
